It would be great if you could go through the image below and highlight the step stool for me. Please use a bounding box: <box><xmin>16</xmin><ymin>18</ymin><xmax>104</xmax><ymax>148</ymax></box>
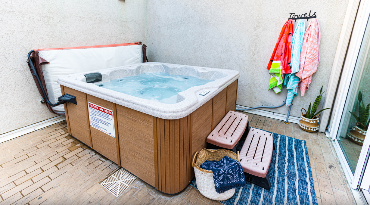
<box><xmin>206</xmin><ymin>111</ymin><xmax>249</xmax><ymax>152</ymax></box>
<box><xmin>239</xmin><ymin>128</ymin><xmax>274</xmax><ymax>190</ymax></box>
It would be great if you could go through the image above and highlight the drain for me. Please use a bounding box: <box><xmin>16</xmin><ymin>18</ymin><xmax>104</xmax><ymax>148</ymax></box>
<box><xmin>100</xmin><ymin>168</ymin><xmax>137</xmax><ymax>197</ymax></box>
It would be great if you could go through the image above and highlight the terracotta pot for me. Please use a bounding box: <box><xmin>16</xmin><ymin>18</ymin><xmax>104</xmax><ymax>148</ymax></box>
<box><xmin>299</xmin><ymin>108</ymin><xmax>319</xmax><ymax>132</ymax></box>
<box><xmin>347</xmin><ymin>125</ymin><xmax>367</xmax><ymax>146</ymax></box>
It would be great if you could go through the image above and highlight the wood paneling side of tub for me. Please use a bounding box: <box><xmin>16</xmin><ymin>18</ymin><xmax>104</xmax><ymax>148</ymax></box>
<box><xmin>226</xmin><ymin>79</ymin><xmax>238</xmax><ymax>113</ymax></box>
<box><xmin>155</xmin><ymin>116</ymin><xmax>191</xmax><ymax>194</ymax></box>
<box><xmin>212</xmin><ymin>89</ymin><xmax>227</xmax><ymax>130</ymax></box>
<box><xmin>191</xmin><ymin>100</ymin><xmax>213</xmax><ymax>155</ymax></box>
<box><xmin>117</xmin><ymin>106</ymin><xmax>155</xmax><ymax>187</ymax></box>
<box><xmin>62</xmin><ymin>86</ymin><xmax>92</xmax><ymax>148</ymax></box>
<box><xmin>87</xmin><ymin>95</ymin><xmax>121</xmax><ymax>165</ymax></box>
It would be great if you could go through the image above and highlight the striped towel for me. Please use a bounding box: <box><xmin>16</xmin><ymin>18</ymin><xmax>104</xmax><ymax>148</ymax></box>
<box><xmin>269</xmin><ymin>61</ymin><xmax>283</xmax><ymax>94</ymax></box>
<box><xmin>296</xmin><ymin>19</ymin><xmax>321</xmax><ymax>96</ymax></box>
<box><xmin>284</xmin><ymin>20</ymin><xmax>306</xmax><ymax>106</ymax></box>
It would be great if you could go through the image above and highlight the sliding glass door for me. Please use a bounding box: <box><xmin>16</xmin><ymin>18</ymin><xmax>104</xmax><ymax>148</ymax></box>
<box><xmin>328</xmin><ymin>0</ymin><xmax>370</xmax><ymax>202</ymax></box>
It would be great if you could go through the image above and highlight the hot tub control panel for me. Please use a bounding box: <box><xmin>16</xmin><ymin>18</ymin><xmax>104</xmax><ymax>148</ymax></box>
<box><xmin>199</xmin><ymin>90</ymin><xmax>210</xmax><ymax>96</ymax></box>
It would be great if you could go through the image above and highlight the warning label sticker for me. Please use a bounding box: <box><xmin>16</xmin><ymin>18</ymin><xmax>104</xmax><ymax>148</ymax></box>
<box><xmin>88</xmin><ymin>102</ymin><xmax>115</xmax><ymax>138</ymax></box>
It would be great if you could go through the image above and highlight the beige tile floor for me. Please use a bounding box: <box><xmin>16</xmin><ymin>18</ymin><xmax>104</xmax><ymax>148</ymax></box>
<box><xmin>0</xmin><ymin>114</ymin><xmax>355</xmax><ymax>205</ymax></box>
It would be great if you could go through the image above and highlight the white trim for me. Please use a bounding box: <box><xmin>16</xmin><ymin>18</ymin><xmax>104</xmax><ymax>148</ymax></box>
<box><xmin>0</xmin><ymin>116</ymin><xmax>66</xmax><ymax>144</ymax></box>
<box><xmin>354</xmin><ymin>126</ymin><xmax>370</xmax><ymax>189</ymax></box>
<box><xmin>236</xmin><ymin>104</ymin><xmax>300</xmax><ymax>124</ymax></box>
<box><xmin>321</xmin><ymin>0</ymin><xmax>361</xmax><ymax>132</ymax></box>
<box><xmin>363</xmin><ymin>189</ymin><xmax>370</xmax><ymax>204</ymax></box>
<box><xmin>329</xmin><ymin>0</ymin><xmax>370</xmax><ymax>141</ymax></box>
<box><xmin>353</xmin><ymin>189</ymin><xmax>369</xmax><ymax>205</ymax></box>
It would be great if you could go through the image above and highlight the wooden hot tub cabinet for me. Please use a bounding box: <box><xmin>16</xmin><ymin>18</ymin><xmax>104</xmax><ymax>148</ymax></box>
<box><xmin>61</xmin><ymin>79</ymin><xmax>238</xmax><ymax>194</ymax></box>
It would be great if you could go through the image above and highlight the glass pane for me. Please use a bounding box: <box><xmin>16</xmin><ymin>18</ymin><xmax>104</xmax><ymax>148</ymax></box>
<box><xmin>337</xmin><ymin>19</ymin><xmax>370</xmax><ymax>173</ymax></box>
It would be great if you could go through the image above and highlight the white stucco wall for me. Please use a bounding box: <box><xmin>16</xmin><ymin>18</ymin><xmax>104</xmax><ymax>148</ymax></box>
<box><xmin>0</xmin><ymin>0</ymin><xmax>147</xmax><ymax>134</ymax></box>
<box><xmin>146</xmin><ymin>0</ymin><xmax>349</xmax><ymax>119</ymax></box>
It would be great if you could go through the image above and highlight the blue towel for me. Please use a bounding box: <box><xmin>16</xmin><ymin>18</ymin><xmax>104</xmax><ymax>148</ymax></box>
<box><xmin>201</xmin><ymin>156</ymin><xmax>246</xmax><ymax>193</ymax></box>
<box><xmin>285</xmin><ymin>19</ymin><xmax>306</xmax><ymax>106</ymax></box>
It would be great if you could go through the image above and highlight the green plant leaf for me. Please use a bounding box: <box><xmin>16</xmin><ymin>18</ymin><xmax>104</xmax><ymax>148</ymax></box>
<box><xmin>362</xmin><ymin>103</ymin><xmax>370</xmax><ymax>127</ymax></box>
<box><xmin>358</xmin><ymin>91</ymin><xmax>363</xmax><ymax>103</ymax></box>
<box><xmin>311</xmin><ymin>94</ymin><xmax>322</xmax><ymax>117</ymax></box>
<box><xmin>313</xmin><ymin>108</ymin><xmax>330</xmax><ymax>118</ymax></box>
<box><xmin>306</xmin><ymin>103</ymin><xmax>312</xmax><ymax>119</ymax></box>
<box><xmin>349</xmin><ymin>111</ymin><xmax>361</xmax><ymax>124</ymax></box>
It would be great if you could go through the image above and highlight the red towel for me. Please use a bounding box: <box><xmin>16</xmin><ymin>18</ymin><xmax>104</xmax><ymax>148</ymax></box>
<box><xmin>267</xmin><ymin>19</ymin><xmax>294</xmax><ymax>74</ymax></box>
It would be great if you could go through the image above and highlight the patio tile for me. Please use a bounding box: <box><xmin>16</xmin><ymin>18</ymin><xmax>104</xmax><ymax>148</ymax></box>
<box><xmin>0</xmin><ymin>182</ymin><xmax>16</xmax><ymax>196</ymax></box>
<box><xmin>48</xmin><ymin>164</ymin><xmax>73</xmax><ymax>180</ymax></box>
<box><xmin>25</xmin><ymin>159</ymin><xmax>51</xmax><ymax>173</ymax></box>
<box><xmin>332</xmin><ymin>187</ymin><xmax>352</xmax><ymax>205</ymax></box>
<box><xmin>47</xmin><ymin>191</ymin><xmax>71</xmax><ymax>204</ymax></box>
<box><xmin>110</xmin><ymin>186</ymin><xmax>139</xmax><ymax>205</ymax></box>
<box><xmin>0</xmin><ymin>116</ymin><xmax>355</xmax><ymax>205</ymax></box>
<box><xmin>0</xmin><ymin>171</ymin><xmax>26</xmax><ymax>188</ymax></box>
<box><xmin>317</xmin><ymin>175</ymin><xmax>333</xmax><ymax>195</ymax></box>
<box><xmin>63</xmin><ymin>147</ymin><xmax>84</xmax><ymax>159</ymax></box>
<box><xmin>137</xmin><ymin>192</ymin><xmax>157</xmax><ymax>204</ymax></box>
<box><xmin>14</xmin><ymin>169</ymin><xmax>42</xmax><ymax>185</ymax></box>
<box><xmin>22</xmin><ymin>177</ymin><xmax>50</xmax><ymax>196</ymax></box>
<box><xmin>17</xmin><ymin>188</ymin><xmax>44</xmax><ymax>204</ymax></box>
<box><xmin>64</xmin><ymin>180</ymin><xmax>94</xmax><ymax>201</ymax></box>
<box><xmin>320</xmin><ymin>190</ymin><xmax>336</xmax><ymax>205</ymax></box>
<box><xmin>0</xmin><ymin>192</ymin><xmax>22</xmax><ymax>205</ymax></box>
<box><xmin>313</xmin><ymin>180</ymin><xmax>321</xmax><ymax>199</ymax></box>
<box><xmin>315</xmin><ymin>161</ymin><xmax>329</xmax><ymax>179</ymax></box>
<box><xmin>48</xmin><ymin>149</ymin><xmax>70</xmax><ymax>161</ymax></box>
<box><xmin>1</xmin><ymin>154</ymin><xmax>28</xmax><ymax>168</ymax></box>
<box><xmin>98</xmin><ymin>190</ymin><xmax>117</xmax><ymax>204</ymax></box>
<box><xmin>1</xmin><ymin>179</ymin><xmax>33</xmax><ymax>200</ymax></box>
<box><xmin>81</xmin><ymin>187</ymin><xmax>108</xmax><ymax>205</ymax></box>
<box><xmin>41</xmin><ymin>172</ymin><xmax>69</xmax><ymax>192</ymax></box>
<box><xmin>56</xmin><ymin>155</ymin><xmax>78</xmax><ymax>169</ymax></box>
<box><xmin>41</xmin><ymin>157</ymin><xmax>63</xmax><ymax>171</ymax></box>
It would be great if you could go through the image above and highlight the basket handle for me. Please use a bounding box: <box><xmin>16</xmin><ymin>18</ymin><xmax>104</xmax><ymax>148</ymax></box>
<box><xmin>301</xmin><ymin>108</ymin><xmax>307</xmax><ymax>115</ymax></box>
<box><xmin>312</xmin><ymin>113</ymin><xmax>320</xmax><ymax>119</ymax></box>
<box><xmin>192</xmin><ymin>151</ymin><xmax>200</xmax><ymax>168</ymax></box>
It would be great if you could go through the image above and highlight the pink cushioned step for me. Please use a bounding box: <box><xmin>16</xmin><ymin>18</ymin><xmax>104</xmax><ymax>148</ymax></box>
<box><xmin>206</xmin><ymin>111</ymin><xmax>249</xmax><ymax>149</ymax></box>
<box><xmin>239</xmin><ymin>128</ymin><xmax>273</xmax><ymax>178</ymax></box>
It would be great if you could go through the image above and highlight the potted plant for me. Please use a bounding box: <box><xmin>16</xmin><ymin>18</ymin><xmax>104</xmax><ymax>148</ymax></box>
<box><xmin>299</xmin><ymin>86</ymin><xmax>330</xmax><ymax>132</ymax></box>
<box><xmin>347</xmin><ymin>91</ymin><xmax>369</xmax><ymax>145</ymax></box>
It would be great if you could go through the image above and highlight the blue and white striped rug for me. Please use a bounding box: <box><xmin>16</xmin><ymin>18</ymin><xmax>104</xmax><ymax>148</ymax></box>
<box><xmin>193</xmin><ymin>130</ymin><xmax>317</xmax><ymax>205</ymax></box>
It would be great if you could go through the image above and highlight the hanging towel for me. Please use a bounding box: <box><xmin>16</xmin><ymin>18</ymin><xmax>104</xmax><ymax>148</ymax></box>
<box><xmin>269</xmin><ymin>61</ymin><xmax>283</xmax><ymax>94</ymax></box>
<box><xmin>201</xmin><ymin>156</ymin><xmax>246</xmax><ymax>193</ymax></box>
<box><xmin>267</xmin><ymin>19</ymin><xmax>294</xmax><ymax>75</ymax></box>
<box><xmin>296</xmin><ymin>19</ymin><xmax>320</xmax><ymax>96</ymax></box>
<box><xmin>285</xmin><ymin>19</ymin><xmax>306</xmax><ymax>106</ymax></box>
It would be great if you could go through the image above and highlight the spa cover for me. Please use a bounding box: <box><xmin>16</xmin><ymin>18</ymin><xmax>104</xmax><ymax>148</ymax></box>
<box><xmin>30</xmin><ymin>42</ymin><xmax>146</xmax><ymax>114</ymax></box>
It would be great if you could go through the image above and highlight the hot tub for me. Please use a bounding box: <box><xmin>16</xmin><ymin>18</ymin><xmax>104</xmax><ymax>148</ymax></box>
<box><xmin>58</xmin><ymin>62</ymin><xmax>239</xmax><ymax>194</ymax></box>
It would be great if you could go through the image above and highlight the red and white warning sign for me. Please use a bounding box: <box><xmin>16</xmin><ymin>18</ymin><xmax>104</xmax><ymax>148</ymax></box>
<box><xmin>88</xmin><ymin>102</ymin><xmax>115</xmax><ymax>138</ymax></box>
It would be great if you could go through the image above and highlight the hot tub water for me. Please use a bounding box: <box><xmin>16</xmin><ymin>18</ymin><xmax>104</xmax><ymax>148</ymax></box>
<box><xmin>97</xmin><ymin>72</ymin><xmax>213</xmax><ymax>104</ymax></box>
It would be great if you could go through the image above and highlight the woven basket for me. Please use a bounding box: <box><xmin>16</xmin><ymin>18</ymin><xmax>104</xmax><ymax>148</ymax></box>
<box><xmin>347</xmin><ymin>125</ymin><xmax>367</xmax><ymax>146</ymax></box>
<box><xmin>299</xmin><ymin>108</ymin><xmax>320</xmax><ymax>132</ymax></box>
<box><xmin>192</xmin><ymin>149</ymin><xmax>240</xmax><ymax>201</ymax></box>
